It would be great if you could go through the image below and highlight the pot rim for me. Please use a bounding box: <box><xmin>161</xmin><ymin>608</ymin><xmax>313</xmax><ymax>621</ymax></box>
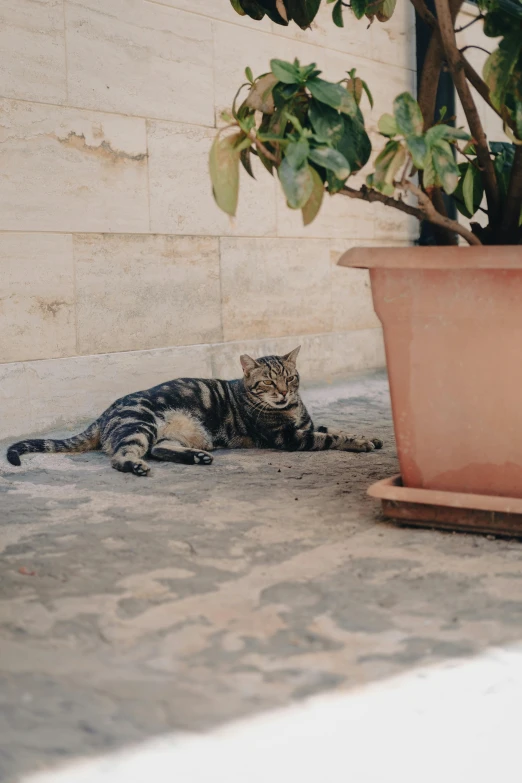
<box><xmin>338</xmin><ymin>245</ymin><xmax>522</xmax><ymax>270</ymax></box>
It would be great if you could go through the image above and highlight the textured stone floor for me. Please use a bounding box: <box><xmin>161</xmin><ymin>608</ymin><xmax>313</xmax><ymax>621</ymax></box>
<box><xmin>2</xmin><ymin>370</ymin><xmax>522</xmax><ymax>782</ymax></box>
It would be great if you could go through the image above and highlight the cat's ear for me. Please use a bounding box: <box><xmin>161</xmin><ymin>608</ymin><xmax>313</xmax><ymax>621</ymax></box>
<box><xmin>282</xmin><ymin>346</ymin><xmax>301</xmax><ymax>366</ymax></box>
<box><xmin>240</xmin><ymin>354</ymin><xmax>259</xmax><ymax>374</ymax></box>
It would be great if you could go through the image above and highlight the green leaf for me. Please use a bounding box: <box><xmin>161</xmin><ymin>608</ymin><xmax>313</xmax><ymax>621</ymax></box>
<box><xmin>237</xmin><ymin>113</ymin><xmax>255</xmax><ymax>134</ymax></box>
<box><xmin>272</xmin><ymin>82</ymin><xmax>300</xmax><ymax>109</ymax></box>
<box><xmin>235</xmin><ymin>134</ymin><xmax>253</xmax><ymax>152</ymax></box>
<box><xmin>332</xmin><ymin>0</ymin><xmax>344</xmax><ymax>26</ymax></box>
<box><xmin>426</xmin><ymin>124</ymin><xmax>470</xmax><ymax>146</ymax></box>
<box><xmin>237</xmin><ymin>0</ymin><xmax>266</xmax><ymax>20</ymax></box>
<box><xmin>483</xmin><ymin>34</ymin><xmax>522</xmax><ymax>111</ymax></box>
<box><xmin>373</xmin><ymin>140</ymin><xmax>405</xmax><ymax>191</ymax></box>
<box><xmin>285</xmin><ymin>138</ymin><xmax>310</xmax><ymax>169</ymax></box>
<box><xmin>380</xmin><ymin>182</ymin><xmax>396</xmax><ymax>196</ymax></box>
<box><xmin>257</xmin><ymin>0</ymin><xmax>289</xmax><ymax>24</ymax></box>
<box><xmin>308</xmin><ymin>146</ymin><xmax>351</xmax><ymax>179</ymax></box>
<box><xmin>440</xmin><ymin>126</ymin><xmax>471</xmax><ymax>141</ymax></box>
<box><xmin>270</xmin><ymin>59</ymin><xmax>300</xmax><ymax>84</ymax></box>
<box><xmin>426</xmin><ymin>124</ymin><xmax>450</xmax><ymax>146</ymax></box>
<box><xmin>393</xmin><ymin>92</ymin><xmax>424</xmax><ymax>136</ymax></box>
<box><xmin>309</xmin><ymin>100</ymin><xmax>344</xmax><ymax>143</ymax></box>
<box><xmin>406</xmin><ymin>134</ymin><xmax>428</xmax><ymax>168</ymax></box>
<box><xmin>376</xmin><ymin>0</ymin><xmax>397</xmax><ymax>21</ymax></box>
<box><xmin>245</xmin><ymin>73</ymin><xmax>278</xmax><ymax>114</ymax></box>
<box><xmin>431</xmin><ymin>140</ymin><xmax>459</xmax><ymax>194</ymax></box>
<box><xmin>516</xmin><ymin>102</ymin><xmax>522</xmax><ymax>139</ymax></box>
<box><xmin>491</xmin><ymin>141</ymin><xmax>516</xmax><ymax>201</ymax></box>
<box><xmin>302</xmin><ymin>166</ymin><xmax>324</xmax><ymax>225</ymax></box>
<box><xmin>209</xmin><ymin>132</ymin><xmax>241</xmax><ymax>216</ymax></box>
<box><xmin>346</xmin><ymin>76</ymin><xmax>363</xmax><ymax>105</ymax></box>
<box><xmin>285</xmin><ymin>0</ymin><xmax>321</xmax><ymax>28</ymax></box>
<box><xmin>336</xmin><ymin>115</ymin><xmax>372</xmax><ymax>172</ymax></box>
<box><xmin>279</xmin><ymin>158</ymin><xmax>314</xmax><ymax>208</ymax></box>
<box><xmin>240</xmin><ymin>147</ymin><xmax>255</xmax><ymax>179</ymax></box>
<box><xmin>454</xmin><ymin>162</ymin><xmax>484</xmax><ymax>219</ymax></box>
<box><xmin>374</xmin><ymin>139</ymin><xmax>400</xmax><ymax>169</ymax></box>
<box><xmin>301</xmin><ymin>62</ymin><xmax>319</xmax><ymax>80</ymax></box>
<box><xmin>307</xmin><ymin>78</ymin><xmax>358</xmax><ymax>117</ymax></box>
<box><xmin>230</xmin><ymin>0</ymin><xmax>246</xmax><ymax>15</ymax></box>
<box><xmin>361</xmin><ymin>80</ymin><xmax>374</xmax><ymax>109</ymax></box>
<box><xmin>483</xmin><ymin>10</ymin><xmax>514</xmax><ymax>37</ymax></box>
<box><xmin>378</xmin><ymin>113</ymin><xmax>398</xmax><ymax>137</ymax></box>
<box><xmin>245</xmin><ymin>66</ymin><xmax>254</xmax><ymax>84</ymax></box>
<box><xmin>423</xmin><ymin>153</ymin><xmax>440</xmax><ymax>189</ymax></box>
<box><xmin>462</xmin><ymin>163</ymin><xmax>476</xmax><ymax>216</ymax></box>
<box><xmin>351</xmin><ymin>0</ymin><xmax>367</xmax><ymax>19</ymax></box>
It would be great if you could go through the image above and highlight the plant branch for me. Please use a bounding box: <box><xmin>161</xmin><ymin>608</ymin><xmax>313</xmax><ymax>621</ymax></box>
<box><xmin>418</xmin><ymin>30</ymin><xmax>444</xmax><ymax>131</ymax></box>
<box><xmin>416</xmin><ymin>0</ymin><xmax>463</xmax><ymax>244</ymax></box>
<box><xmin>409</xmin><ymin>0</ymin><xmax>437</xmax><ymax>28</ymax></box>
<box><xmin>409</xmin><ymin>0</ymin><xmax>515</xmax><ymax>130</ymax></box>
<box><xmin>500</xmin><ymin>146</ymin><xmax>522</xmax><ymax>241</ymax></box>
<box><xmin>455</xmin><ymin>145</ymin><xmax>483</xmax><ymax>170</ymax></box>
<box><xmin>459</xmin><ymin>45</ymin><xmax>491</xmax><ymax>56</ymax></box>
<box><xmin>454</xmin><ymin>14</ymin><xmax>484</xmax><ymax>32</ymax></box>
<box><xmin>339</xmin><ymin>183</ymin><xmax>481</xmax><ymax>245</ymax></box>
<box><xmin>402</xmin><ymin>181</ymin><xmax>482</xmax><ymax>245</ymax></box>
<box><xmin>339</xmin><ymin>184</ymin><xmax>425</xmax><ymax>219</ymax></box>
<box><xmin>251</xmin><ymin>135</ymin><xmax>279</xmax><ymax>164</ymax></box>
<box><xmin>434</xmin><ymin>0</ymin><xmax>500</xmax><ymax>222</ymax></box>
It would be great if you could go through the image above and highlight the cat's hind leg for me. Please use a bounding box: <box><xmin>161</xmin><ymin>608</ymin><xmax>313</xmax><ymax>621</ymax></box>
<box><xmin>109</xmin><ymin>426</ymin><xmax>153</xmax><ymax>476</ymax></box>
<box><xmin>151</xmin><ymin>439</ymin><xmax>213</xmax><ymax>465</ymax></box>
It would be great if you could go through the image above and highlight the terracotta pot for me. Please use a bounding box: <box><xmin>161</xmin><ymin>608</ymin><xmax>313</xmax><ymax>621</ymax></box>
<box><xmin>339</xmin><ymin>245</ymin><xmax>522</xmax><ymax>500</ymax></box>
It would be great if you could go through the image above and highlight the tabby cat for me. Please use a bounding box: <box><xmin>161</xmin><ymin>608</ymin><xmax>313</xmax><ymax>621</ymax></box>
<box><xmin>7</xmin><ymin>347</ymin><xmax>382</xmax><ymax>477</ymax></box>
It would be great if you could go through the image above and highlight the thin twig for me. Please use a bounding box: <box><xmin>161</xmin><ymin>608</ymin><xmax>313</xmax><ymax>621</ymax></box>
<box><xmin>402</xmin><ymin>181</ymin><xmax>482</xmax><ymax>245</ymax></box>
<box><xmin>250</xmin><ymin>135</ymin><xmax>279</xmax><ymax>164</ymax></box>
<box><xmin>459</xmin><ymin>45</ymin><xmax>491</xmax><ymax>56</ymax></box>
<box><xmin>434</xmin><ymin>0</ymin><xmax>500</xmax><ymax>222</ymax></box>
<box><xmin>455</xmin><ymin>145</ymin><xmax>483</xmax><ymax>170</ymax></box>
<box><xmin>454</xmin><ymin>14</ymin><xmax>484</xmax><ymax>32</ymax></box>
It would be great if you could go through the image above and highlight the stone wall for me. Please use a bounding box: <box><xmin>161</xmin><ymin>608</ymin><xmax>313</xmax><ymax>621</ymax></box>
<box><xmin>0</xmin><ymin>0</ymin><xmax>417</xmax><ymax>439</ymax></box>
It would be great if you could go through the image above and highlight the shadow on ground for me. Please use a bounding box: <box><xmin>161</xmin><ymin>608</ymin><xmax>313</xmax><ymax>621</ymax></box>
<box><xmin>2</xmin><ymin>369</ymin><xmax>522</xmax><ymax>781</ymax></box>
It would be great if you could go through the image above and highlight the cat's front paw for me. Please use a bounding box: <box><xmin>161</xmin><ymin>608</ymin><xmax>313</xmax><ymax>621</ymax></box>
<box><xmin>343</xmin><ymin>435</ymin><xmax>383</xmax><ymax>452</ymax></box>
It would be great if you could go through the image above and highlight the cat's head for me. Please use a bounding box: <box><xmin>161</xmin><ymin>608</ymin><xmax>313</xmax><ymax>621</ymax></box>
<box><xmin>240</xmin><ymin>347</ymin><xmax>301</xmax><ymax>410</ymax></box>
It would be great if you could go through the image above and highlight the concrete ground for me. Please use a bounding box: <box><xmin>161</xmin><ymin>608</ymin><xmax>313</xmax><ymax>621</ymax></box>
<box><xmin>2</xmin><ymin>370</ymin><xmax>522</xmax><ymax>782</ymax></box>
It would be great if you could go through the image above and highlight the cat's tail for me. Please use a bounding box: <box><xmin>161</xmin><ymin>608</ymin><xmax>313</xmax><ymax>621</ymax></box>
<box><xmin>7</xmin><ymin>422</ymin><xmax>101</xmax><ymax>466</ymax></box>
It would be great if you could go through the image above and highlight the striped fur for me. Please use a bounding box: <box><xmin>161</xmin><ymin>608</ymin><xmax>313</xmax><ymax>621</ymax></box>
<box><xmin>7</xmin><ymin>348</ymin><xmax>382</xmax><ymax>477</ymax></box>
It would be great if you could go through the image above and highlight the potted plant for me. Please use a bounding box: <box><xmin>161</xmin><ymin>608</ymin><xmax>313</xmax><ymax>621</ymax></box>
<box><xmin>209</xmin><ymin>0</ymin><xmax>522</xmax><ymax>535</ymax></box>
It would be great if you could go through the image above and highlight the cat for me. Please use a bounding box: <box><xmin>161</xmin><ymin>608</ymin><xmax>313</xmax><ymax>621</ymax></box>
<box><xmin>7</xmin><ymin>347</ymin><xmax>382</xmax><ymax>477</ymax></box>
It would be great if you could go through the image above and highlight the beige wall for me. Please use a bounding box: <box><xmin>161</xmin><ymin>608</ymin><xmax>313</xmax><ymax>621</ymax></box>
<box><xmin>0</xmin><ymin>0</ymin><xmax>417</xmax><ymax>439</ymax></box>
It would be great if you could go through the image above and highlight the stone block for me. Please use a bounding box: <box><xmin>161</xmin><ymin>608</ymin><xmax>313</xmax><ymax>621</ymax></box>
<box><xmin>66</xmin><ymin>0</ymin><xmax>214</xmax><ymax>126</ymax></box>
<box><xmin>0</xmin><ymin>0</ymin><xmax>66</xmax><ymax>104</ymax></box>
<box><xmin>74</xmin><ymin>234</ymin><xmax>222</xmax><ymax>354</ymax></box>
<box><xmin>0</xmin><ymin>100</ymin><xmax>149</xmax><ymax>233</ymax></box>
<box><xmin>0</xmin><ymin>233</ymin><xmax>76</xmax><ymax>362</ymax></box>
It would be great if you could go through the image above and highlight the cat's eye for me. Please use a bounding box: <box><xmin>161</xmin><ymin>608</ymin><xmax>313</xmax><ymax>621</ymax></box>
<box><xmin>288</xmin><ymin>375</ymin><xmax>297</xmax><ymax>382</ymax></box>
<box><xmin>264</xmin><ymin>379</ymin><xmax>274</xmax><ymax>386</ymax></box>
